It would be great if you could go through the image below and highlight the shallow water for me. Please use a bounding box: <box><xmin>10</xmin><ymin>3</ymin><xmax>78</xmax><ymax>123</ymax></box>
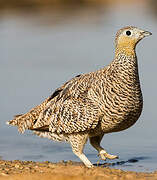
<box><xmin>1</xmin><ymin>1</ymin><xmax>157</xmax><ymax>172</ymax></box>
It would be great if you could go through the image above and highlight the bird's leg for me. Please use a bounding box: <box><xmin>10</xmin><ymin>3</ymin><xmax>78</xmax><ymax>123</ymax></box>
<box><xmin>74</xmin><ymin>153</ymin><xmax>94</xmax><ymax>168</ymax></box>
<box><xmin>89</xmin><ymin>134</ymin><xmax>118</xmax><ymax>161</ymax></box>
<box><xmin>69</xmin><ymin>133</ymin><xmax>94</xmax><ymax>168</ymax></box>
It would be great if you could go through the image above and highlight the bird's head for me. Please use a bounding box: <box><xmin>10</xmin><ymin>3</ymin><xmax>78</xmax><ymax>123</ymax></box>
<box><xmin>115</xmin><ymin>26</ymin><xmax>152</xmax><ymax>52</ymax></box>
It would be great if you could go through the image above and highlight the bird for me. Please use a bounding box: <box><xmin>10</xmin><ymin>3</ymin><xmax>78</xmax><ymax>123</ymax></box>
<box><xmin>7</xmin><ymin>26</ymin><xmax>152</xmax><ymax>168</ymax></box>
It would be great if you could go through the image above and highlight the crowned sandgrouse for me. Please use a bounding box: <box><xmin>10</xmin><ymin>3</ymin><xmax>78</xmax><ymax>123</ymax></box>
<box><xmin>7</xmin><ymin>26</ymin><xmax>152</xmax><ymax>168</ymax></box>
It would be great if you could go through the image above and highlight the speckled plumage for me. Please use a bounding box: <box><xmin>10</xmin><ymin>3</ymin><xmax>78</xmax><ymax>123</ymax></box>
<box><xmin>7</xmin><ymin>26</ymin><xmax>151</xmax><ymax>167</ymax></box>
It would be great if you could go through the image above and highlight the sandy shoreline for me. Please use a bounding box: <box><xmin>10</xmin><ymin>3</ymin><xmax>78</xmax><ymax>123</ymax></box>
<box><xmin>0</xmin><ymin>160</ymin><xmax>157</xmax><ymax>180</ymax></box>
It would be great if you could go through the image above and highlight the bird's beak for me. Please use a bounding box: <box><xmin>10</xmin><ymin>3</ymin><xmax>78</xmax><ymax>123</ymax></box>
<box><xmin>141</xmin><ymin>30</ymin><xmax>152</xmax><ymax>37</ymax></box>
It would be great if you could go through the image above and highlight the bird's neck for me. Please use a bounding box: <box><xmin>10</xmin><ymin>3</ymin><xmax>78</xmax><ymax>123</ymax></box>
<box><xmin>114</xmin><ymin>46</ymin><xmax>137</xmax><ymax>68</ymax></box>
<box><xmin>115</xmin><ymin>44</ymin><xmax>135</xmax><ymax>57</ymax></box>
<box><xmin>109</xmin><ymin>46</ymin><xmax>140</xmax><ymax>83</ymax></box>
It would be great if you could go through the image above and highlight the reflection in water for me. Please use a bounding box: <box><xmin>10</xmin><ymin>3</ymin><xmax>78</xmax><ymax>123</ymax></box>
<box><xmin>1</xmin><ymin>0</ymin><xmax>157</xmax><ymax>172</ymax></box>
<box><xmin>94</xmin><ymin>157</ymin><xmax>148</xmax><ymax>167</ymax></box>
<box><xmin>94</xmin><ymin>157</ymin><xmax>151</xmax><ymax>172</ymax></box>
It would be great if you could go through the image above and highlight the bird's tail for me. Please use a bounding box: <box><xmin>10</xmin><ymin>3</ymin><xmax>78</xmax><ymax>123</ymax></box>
<box><xmin>6</xmin><ymin>98</ymin><xmax>50</xmax><ymax>133</ymax></box>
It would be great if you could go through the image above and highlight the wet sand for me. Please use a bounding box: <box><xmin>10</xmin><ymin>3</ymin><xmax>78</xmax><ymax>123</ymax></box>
<box><xmin>0</xmin><ymin>160</ymin><xmax>157</xmax><ymax>180</ymax></box>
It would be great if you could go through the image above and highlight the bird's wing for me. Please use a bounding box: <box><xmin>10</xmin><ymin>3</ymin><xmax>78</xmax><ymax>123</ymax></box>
<box><xmin>33</xmin><ymin>72</ymin><xmax>101</xmax><ymax>134</ymax></box>
<box><xmin>7</xmin><ymin>74</ymin><xmax>81</xmax><ymax>133</ymax></box>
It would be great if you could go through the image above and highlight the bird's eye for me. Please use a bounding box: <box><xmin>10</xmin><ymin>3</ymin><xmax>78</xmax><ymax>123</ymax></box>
<box><xmin>126</xmin><ymin>30</ymin><xmax>131</xmax><ymax>36</ymax></box>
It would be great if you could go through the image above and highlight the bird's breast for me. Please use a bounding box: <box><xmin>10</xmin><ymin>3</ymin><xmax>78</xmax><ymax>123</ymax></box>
<box><xmin>99</xmin><ymin>79</ymin><xmax>143</xmax><ymax>133</ymax></box>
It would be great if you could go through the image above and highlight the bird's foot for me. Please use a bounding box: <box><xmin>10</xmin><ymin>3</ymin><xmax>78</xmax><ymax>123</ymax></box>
<box><xmin>98</xmin><ymin>150</ymin><xmax>118</xmax><ymax>160</ymax></box>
